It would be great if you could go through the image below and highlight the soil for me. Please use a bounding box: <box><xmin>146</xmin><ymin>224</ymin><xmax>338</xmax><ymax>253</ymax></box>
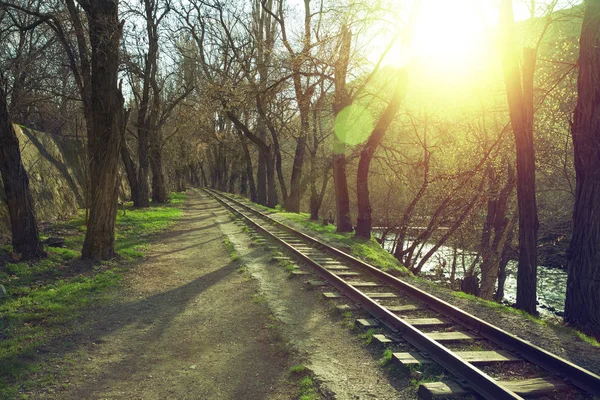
<box><xmin>36</xmin><ymin>190</ymin><xmax>413</xmax><ymax>399</ymax></box>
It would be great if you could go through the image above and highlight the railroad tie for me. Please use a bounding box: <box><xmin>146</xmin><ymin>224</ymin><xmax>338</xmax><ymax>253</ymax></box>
<box><xmin>290</xmin><ymin>270</ymin><xmax>310</xmax><ymax>276</ymax></box>
<box><xmin>323</xmin><ymin>265</ymin><xmax>349</xmax><ymax>270</ymax></box>
<box><xmin>333</xmin><ymin>271</ymin><xmax>361</xmax><ymax>277</ymax></box>
<box><xmin>363</xmin><ymin>292</ymin><xmax>397</xmax><ymax>299</ymax></box>
<box><xmin>305</xmin><ymin>280</ymin><xmax>327</xmax><ymax>287</ymax></box>
<box><xmin>386</xmin><ymin>304</ymin><xmax>423</xmax><ymax>312</ymax></box>
<box><xmin>348</xmin><ymin>281</ymin><xmax>381</xmax><ymax>288</ymax></box>
<box><xmin>336</xmin><ymin>304</ymin><xmax>359</xmax><ymax>312</ymax></box>
<box><xmin>393</xmin><ymin>350</ymin><xmax>520</xmax><ymax>365</ymax></box>
<box><xmin>403</xmin><ymin>317</ymin><xmax>451</xmax><ymax>327</ymax></box>
<box><xmin>418</xmin><ymin>377</ymin><xmax>568</xmax><ymax>399</ymax></box>
<box><xmin>425</xmin><ymin>331</ymin><xmax>481</xmax><ymax>342</ymax></box>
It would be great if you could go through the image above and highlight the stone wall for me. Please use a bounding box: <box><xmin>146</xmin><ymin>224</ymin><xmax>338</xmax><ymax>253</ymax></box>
<box><xmin>0</xmin><ymin>125</ymin><xmax>86</xmax><ymax>235</ymax></box>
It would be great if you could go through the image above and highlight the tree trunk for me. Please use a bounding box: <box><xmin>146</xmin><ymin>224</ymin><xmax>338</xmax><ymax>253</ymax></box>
<box><xmin>565</xmin><ymin>0</ymin><xmax>600</xmax><ymax>336</ymax></box>
<box><xmin>500</xmin><ymin>0</ymin><xmax>539</xmax><ymax>314</ymax></box>
<box><xmin>136</xmin><ymin>125</ymin><xmax>150</xmax><ymax>207</ymax></box>
<box><xmin>120</xmin><ymin>132</ymin><xmax>141</xmax><ymax>205</ymax></box>
<box><xmin>150</xmin><ymin>141</ymin><xmax>168</xmax><ymax>203</ymax></box>
<box><xmin>266</xmin><ymin>147</ymin><xmax>278</xmax><ymax>208</ymax></box>
<box><xmin>256</xmin><ymin>125</ymin><xmax>268</xmax><ymax>205</ymax></box>
<box><xmin>332</xmin><ymin>26</ymin><xmax>353</xmax><ymax>233</ymax></box>
<box><xmin>479</xmin><ymin>163</ymin><xmax>516</xmax><ymax>300</ymax></box>
<box><xmin>0</xmin><ymin>86</ymin><xmax>45</xmax><ymax>259</ymax></box>
<box><xmin>238</xmin><ymin>131</ymin><xmax>257</xmax><ymax>202</ymax></box>
<box><xmin>333</xmin><ymin>150</ymin><xmax>352</xmax><ymax>232</ymax></box>
<box><xmin>310</xmin><ymin>162</ymin><xmax>330</xmax><ymax>221</ymax></box>
<box><xmin>286</xmin><ymin>126</ymin><xmax>307</xmax><ymax>212</ymax></box>
<box><xmin>80</xmin><ymin>0</ymin><xmax>124</xmax><ymax>261</ymax></box>
<box><xmin>355</xmin><ymin>70</ymin><xmax>408</xmax><ymax>238</ymax></box>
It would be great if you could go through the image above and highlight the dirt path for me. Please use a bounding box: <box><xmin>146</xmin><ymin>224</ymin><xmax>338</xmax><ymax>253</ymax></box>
<box><xmin>49</xmin><ymin>190</ymin><xmax>414</xmax><ymax>399</ymax></box>
<box><xmin>54</xmin><ymin>191</ymin><xmax>294</xmax><ymax>399</ymax></box>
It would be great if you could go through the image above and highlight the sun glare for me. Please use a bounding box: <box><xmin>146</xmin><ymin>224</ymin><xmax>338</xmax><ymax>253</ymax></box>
<box><xmin>411</xmin><ymin>1</ymin><xmax>499</xmax><ymax>77</ymax></box>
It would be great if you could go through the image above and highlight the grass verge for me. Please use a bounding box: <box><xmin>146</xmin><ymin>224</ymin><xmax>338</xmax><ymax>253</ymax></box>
<box><xmin>451</xmin><ymin>291</ymin><xmax>600</xmax><ymax>347</ymax></box>
<box><xmin>253</xmin><ymin>208</ymin><xmax>409</xmax><ymax>276</ymax></box>
<box><xmin>0</xmin><ymin>192</ymin><xmax>185</xmax><ymax>398</ymax></box>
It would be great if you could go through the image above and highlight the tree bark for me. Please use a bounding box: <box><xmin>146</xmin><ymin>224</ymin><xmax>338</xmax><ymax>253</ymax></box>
<box><xmin>332</xmin><ymin>25</ymin><xmax>353</xmax><ymax>233</ymax></box>
<box><xmin>565</xmin><ymin>0</ymin><xmax>600</xmax><ymax>336</ymax></box>
<box><xmin>355</xmin><ymin>70</ymin><xmax>408</xmax><ymax>238</ymax></box>
<box><xmin>150</xmin><ymin>134</ymin><xmax>168</xmax><ymax>203</ymax></box>
<box><xmin>237</xmin><ymin>130</ymin><xmax>257</xmax><ymax>202</ymax></box>
<box><xmin>80</xmin><ymin>0</ymin><xmax>124</xmax><ymax>261</ymax></box>
<box><xmin>120</xmin><ymin>112</ymin><xmax>141</xmax><ymax>204</ymax></box>
<box><xmin>285</xmin><ymin>135</ymin><xmax>306</xmax><ymax>212</ymax></box>
<box><xmin>0</xmin><ymin>85</ymin><xmax>46</xmax><ymax>259</ymax></box>
<box><xmin>479</xmin><ymin>163</ymin><xmax>516</xmax><ymax>300</ymax></box>
<box><xmin>500</xmin><ymin>0</ymin><xmax>539</xmax><ymax>314</ymax></box>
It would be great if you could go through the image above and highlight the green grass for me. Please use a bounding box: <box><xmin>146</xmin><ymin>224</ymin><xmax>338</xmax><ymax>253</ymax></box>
<box><xmin>380</xmin><ymin>348</ymin><xmax>393</xmax><ymax>366</ymax></box>
<box><xmin>0</xmin><ymin>192</ymin><xmax>185</xmax><ymax>398</ymax></box>
<box><xmin>298</xmin><ymin>375</ymin><xmax>319</xmax><ymax>400</ymax></box>
<box><xmin>358</xmin><ymin>328</ymin><xmax>377</xmax><ymax>345</ymax></box>
<box><xmin>289</xmin><ymin>364</ymin><xmax>307</xmax><ymax>374</ymax></box>
<box><xmin>451</xmin><ymin>291</ymin><xmax>600</xmax><ymax>347</ymax></box>
<box><xmin>223</xmin><ymin>237</ymin><xmax>240</xmax><ymax>261</ymax></box>
<box><xmin>272</xmin><ymin>211</ymin><xmax>409</xmax><ymax>276</ymax></box>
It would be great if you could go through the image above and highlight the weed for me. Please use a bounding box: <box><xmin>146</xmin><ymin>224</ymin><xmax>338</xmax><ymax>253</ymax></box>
<box><xmin>358</xmin><ymin>328</ymin><xmax>377</xmax><ymax>345</ymax></box>
<box><xmin>380</xmin><ymin>348</ymin><xmax>393</xmax><ymax>366</ymax></box>
<box><xmin>289</xmin><ymin>364</ymin><xmax>307</xmax><ymax>374</ymax></box>
<box><xmin>277</xmin><ymin>258</ymin><xmax>296</xmax><ymax>272</ymax></box>
<box><xmin>298</xmin><ymin>375</ymin><xmax>319</xmax><ymax>400</ymax></box>
<box><xmin>252</xmin><ymin>294</ymin><xmax>265</xmax><ymax>304</ymax></box>
<box><xmin>223</xmin><ymin>237</ymin><xmax>240</xmax><ymax>261</ymax></box>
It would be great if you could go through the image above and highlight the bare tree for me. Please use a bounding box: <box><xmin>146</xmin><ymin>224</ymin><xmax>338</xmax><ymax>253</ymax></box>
<box><xmin>0</xmin><ymin>82</ymin><xmax>46</xmax><ymax>259</ymax></box>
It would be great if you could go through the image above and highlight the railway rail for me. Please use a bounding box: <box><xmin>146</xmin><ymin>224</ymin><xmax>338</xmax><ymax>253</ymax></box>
<box><xmin>204</xmin><ymin>188</ymin><xmax>600</xmax><ymax>400</ymax></box>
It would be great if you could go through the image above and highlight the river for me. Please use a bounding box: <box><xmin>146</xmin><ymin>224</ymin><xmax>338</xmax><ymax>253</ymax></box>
<box><xmin>376</xmin><ymin>235</ymin><xmax>567</xmax><ymax>316</ymax></box>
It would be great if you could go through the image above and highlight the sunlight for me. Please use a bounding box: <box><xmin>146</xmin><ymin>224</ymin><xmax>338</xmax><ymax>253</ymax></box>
<box><xmin>411</xmin><ymin>0</ymin><xmax>493</xmax><ymax>75</ymax></box>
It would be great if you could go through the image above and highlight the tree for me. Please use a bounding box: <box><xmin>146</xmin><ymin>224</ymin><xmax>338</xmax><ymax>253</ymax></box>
<box><xmin>0</xmin><ymin>83</ymin><xmax>46</xmax><ymax>260</ymax></box>
<box><xmin>354</xmin><ymin>68</ymin><xmax>408</xmax><ymax>239</ymax></box>
<box><xmin>331</xmin><ymin>24</ymin><xmax>354</xmax><ymax>232</ymax></box>
<box><xmin>564</xmin><ymin>0</ymin><xmax>600</xmax><ymax>336</ymax></box>
<box><xmin>499</xmin><ymin>0</ymin><xmax>539</xmax><ymax>314</ymax></box>
<box><xmin>79</xmin><ymin>0</ymin><xmax>125</xmax><ymax>260</ymax></box>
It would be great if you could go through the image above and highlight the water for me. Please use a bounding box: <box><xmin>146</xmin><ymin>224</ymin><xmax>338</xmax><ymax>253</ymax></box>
<box><xmin>377</xmin><ymin>235</ymin><xmax>567</xmax><ymax>316</ymax></box>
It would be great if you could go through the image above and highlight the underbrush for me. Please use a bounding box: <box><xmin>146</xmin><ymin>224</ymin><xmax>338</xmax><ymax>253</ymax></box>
<box><xmin>0</xmin><ymin>192</ymin><xmax>185</xmax><ymax>398</ymax></box>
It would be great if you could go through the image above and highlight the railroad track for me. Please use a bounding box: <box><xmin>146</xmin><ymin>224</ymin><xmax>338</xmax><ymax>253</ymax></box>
<box><xmin>204</xmin><ymin>188</ymin><xmax>600</xmax><ymax>400</ymax></box>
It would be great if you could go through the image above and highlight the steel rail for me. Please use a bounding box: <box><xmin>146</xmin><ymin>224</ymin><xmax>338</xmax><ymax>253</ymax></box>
<box><xmin>206</xmin><ymin>188</ymin><xmax>600</xmax><ymax>397</ymax></box>
<box><xmin>207</xmin><ymin>189</ymin><xmax>525</xmax><ymax>399</ymax></box>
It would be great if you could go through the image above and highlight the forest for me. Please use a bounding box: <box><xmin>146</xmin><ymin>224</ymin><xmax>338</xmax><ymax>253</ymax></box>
<box><xmin>0</xmin><ymin>0</ymin><xmax>599</xmax><ymax>340</ymax></box>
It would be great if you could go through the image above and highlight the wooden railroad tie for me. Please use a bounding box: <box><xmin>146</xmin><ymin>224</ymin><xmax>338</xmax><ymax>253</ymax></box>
<box><xmin>393</xmin><ymin>350</ymin><xmax>520</xmax><ymax>365</ymax></box>
<box><xmin>355</xmin><ymin>317</ymin><xmax>451</xmax><ymax>328</ymax></box>
<box><xmin>418</xmin><ymin>377</ymin><xmax>568</xmax><ymax>399</ymax></box>
<box><xmin>290</xmin><ymin>270</ymin><xmax>310</xmax><ymax>276</ymax></box>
